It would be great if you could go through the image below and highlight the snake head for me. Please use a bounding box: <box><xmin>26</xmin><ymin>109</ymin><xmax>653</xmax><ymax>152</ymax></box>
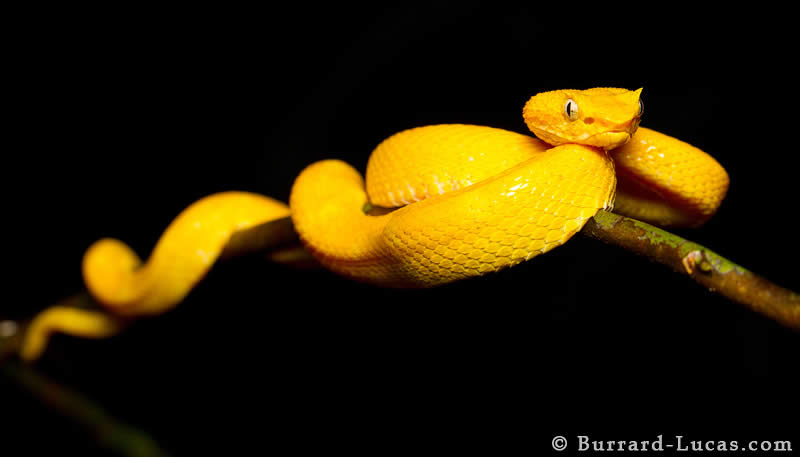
<box><xmin>523</xmin><ymin>87</ymin><xmax>643</xmax><ymax>150</ymax></box>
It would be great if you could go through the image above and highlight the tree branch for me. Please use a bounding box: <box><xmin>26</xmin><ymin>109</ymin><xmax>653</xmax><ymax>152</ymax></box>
<box><xmin>1</xmin><ymin>356</ymin><xmax>173</xmax><ymax>457</ymax></box>
<box><xmin>229</xmin><ymin>212</ymin><xmax>800</xmax><ymax>330</ymax></box>
<box><xmin>582</xmin><ymin>210</ymin><xmax>800</xmax><ymax>331</ymax></box>
<box><xmin>4</xmin><ymin>209</ymin><xmax>797</xmax><ymax>455</ymax></box>
<box><xmin>220</xmin><ymin>216</ymin><xmax>300</xmax><ymax>259</ymax></box>
<box><xmin>7</xmin><ymin>210</ymin><xmax>799</xmax><ymax>360</ymax></box>
<box><xmin>13</xmin><ymin>211</ymin><xmax>799</xmax><ymax>340</ymax></box>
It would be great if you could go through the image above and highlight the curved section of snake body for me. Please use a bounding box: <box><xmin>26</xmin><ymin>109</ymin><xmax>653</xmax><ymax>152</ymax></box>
<box><xmin>291</xmin><ymin>125</ymin><xmax>616</xmax><ymax>287</ymax></box>
<box><xmin>83</xmin><ymin>192</ymin><xmax>291</xmax><ymax>316</ymax></box>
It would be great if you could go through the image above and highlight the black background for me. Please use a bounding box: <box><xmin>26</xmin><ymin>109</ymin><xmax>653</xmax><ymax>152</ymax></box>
<box><xmin>5</xmin><ymin>4</ymin><xmax>800</xmax><ymax>456</ymax></box>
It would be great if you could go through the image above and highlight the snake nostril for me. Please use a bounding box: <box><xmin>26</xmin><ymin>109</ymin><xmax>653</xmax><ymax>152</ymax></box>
<box><xmin>584</xmin><ymin>117</ymin><xmax>595</xmax><ymax>125</ymax></box>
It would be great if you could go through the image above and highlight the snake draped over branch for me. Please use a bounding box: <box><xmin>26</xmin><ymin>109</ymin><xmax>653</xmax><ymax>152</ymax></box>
<box><xmin>20</xmin><ymin>87</ymin><xmax>732</xmax><ymax>360</ymax></box>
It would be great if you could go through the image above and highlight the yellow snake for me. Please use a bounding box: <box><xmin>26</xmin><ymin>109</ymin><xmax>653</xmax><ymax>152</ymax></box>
<box><xmin>20</xmin><ymin>87</ymin><xmax>729</xmax><ymax>360</ymax></box>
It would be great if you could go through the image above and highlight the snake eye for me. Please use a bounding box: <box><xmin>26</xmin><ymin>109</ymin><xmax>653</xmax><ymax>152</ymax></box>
<box><xmin>564</xmin><ymin>99</ymin><xmax>579</xmax><ymax>121</ymax></box>
<box><xmin>637</xmin><ymin>99</ymin><xmax>644</xmax><ymax>118</ymax></box>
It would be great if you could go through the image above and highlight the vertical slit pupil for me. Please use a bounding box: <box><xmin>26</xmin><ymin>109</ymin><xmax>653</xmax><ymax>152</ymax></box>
<box><xmin>566</xmin><ymin>100</ymin><xmax>577</xmax><ymax>119</ymax></box>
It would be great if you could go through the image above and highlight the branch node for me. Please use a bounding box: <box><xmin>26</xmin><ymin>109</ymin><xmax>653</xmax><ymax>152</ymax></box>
<box><xmin>682</xmin><ymin>250</ymin><xmax>713</xmax><ymax>275</ymax></box>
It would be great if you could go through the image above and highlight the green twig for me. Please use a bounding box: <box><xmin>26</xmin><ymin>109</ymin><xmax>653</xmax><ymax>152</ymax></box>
<box><xmin>4</xmin><ymin>209</ymin><xmax>798</xmax><ymax>457</ymax></box>
<box><xmin>582</xmin><ymin>210</ymin><xmax>800</xmax><ymax>331</ymax></box>
<box><xmin>220</xmin><ymin>216</ymin><xmax>300</xmax><ymax>259</ymax></box>
<box><xmin>2</xmin><ymin>314</ymin><xmax>172</xmax><ymax>456</ymax></box>
<box><xmin>1</xmin><ymin>360</ymin><xmax>173</xmax><ymax>457</ymax></box>
<box><xmin>207</xmin><ymin>212</ymin><xmax>800</xmax><ymax>330</ymax></box>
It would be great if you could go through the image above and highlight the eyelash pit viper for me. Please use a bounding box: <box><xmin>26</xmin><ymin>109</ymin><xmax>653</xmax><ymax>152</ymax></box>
<box><xmin>20</xmin><ymin>87</ymin><xmax>729</xmax><ymax>360</ymax></box>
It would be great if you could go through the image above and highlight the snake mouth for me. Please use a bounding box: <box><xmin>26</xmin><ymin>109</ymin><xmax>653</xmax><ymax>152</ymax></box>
<box><xmin>585</xmin><ymin>130</ymin><xmax>632</xmax><ymax>150</ymax></box>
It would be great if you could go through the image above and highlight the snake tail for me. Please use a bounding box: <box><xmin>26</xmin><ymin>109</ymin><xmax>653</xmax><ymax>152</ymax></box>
<box><xmin>82</xmin><ymin>191</ymin><xmax>290</xmax><ymax>316</ymax></box>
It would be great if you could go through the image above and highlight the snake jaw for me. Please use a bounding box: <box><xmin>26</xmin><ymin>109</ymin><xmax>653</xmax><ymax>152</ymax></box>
<box><xmin>585</xmin><ymin>130</ymin><xmax>633</xmax><ymax>150</ymax></box>
<box><xmin>582</xmin><ymin>112</ymin><xmax>642</xmax><ymax>150</ymax></box>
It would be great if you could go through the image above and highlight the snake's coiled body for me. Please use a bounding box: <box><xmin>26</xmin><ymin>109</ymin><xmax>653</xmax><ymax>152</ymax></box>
<box><xmin>292</xmin><ymin>125</ymin><xmax>616</xmax><ymax>287</ymax></box>
<box><xmin>20</xmin><ymin>87</ymin><xmax>730</xmax><ymax>360</ymax></box>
